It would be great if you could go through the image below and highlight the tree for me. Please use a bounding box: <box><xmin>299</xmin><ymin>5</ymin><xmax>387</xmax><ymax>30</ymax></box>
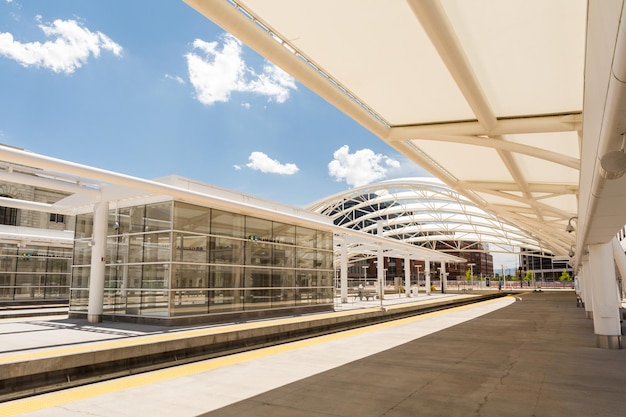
<box><xmin>524</xmin><ymin>271</ymin><xmax>533</xmax><ymax>282</ymax></box>
<box><xmin>465</xmin><ymin>269</ymin><xmax>472</xmax><ymax>281</ymax></box>
<box><xmin>559</xmin><ymin>270</ymin><xmax>572</xmax><ymax>281</ymax></box>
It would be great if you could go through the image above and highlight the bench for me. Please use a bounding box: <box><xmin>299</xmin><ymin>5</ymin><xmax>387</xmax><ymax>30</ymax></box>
<box><xmin>356</xmin><ymin>290</ymin><xmax>376</xmax><ymax>301</ymax></box>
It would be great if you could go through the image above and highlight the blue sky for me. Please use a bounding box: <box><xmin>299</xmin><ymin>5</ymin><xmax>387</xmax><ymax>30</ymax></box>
<box><xmin>0</xmin><ymin>0</ymin><xmax>430</xmax><ymax>207</ymax></box>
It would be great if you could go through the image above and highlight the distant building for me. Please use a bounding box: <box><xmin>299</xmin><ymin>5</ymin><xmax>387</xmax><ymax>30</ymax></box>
<box><xmin>519</xmin><ymin>249</ymin><xmax>573</xmax><ymax>281</ymax></box>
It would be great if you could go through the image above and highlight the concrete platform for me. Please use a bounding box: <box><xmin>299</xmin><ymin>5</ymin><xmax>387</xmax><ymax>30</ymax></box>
<box><xmin>1</xmin><ymin>291</ymin><xmax>624</xmax><ymax>416</ymax></box>
<box><xmin>0</xmin><ymin>293</ymin><xmax>483</xmax><ymax>402</ymax></box>
<box><xmin>202</xmin><ymin>291</ymin><xmax>626</xmax><ymax>417</ymax></box>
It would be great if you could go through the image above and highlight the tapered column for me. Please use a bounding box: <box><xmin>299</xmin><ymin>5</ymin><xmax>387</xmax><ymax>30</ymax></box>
<box><xmin>88</xmin><ymin>201</ymin><xmax>108</xmax><ymax>323</ymax></box>
<box><xmin>582</xmin><ymin>261</ymin><xmax>593</xmax><ymax>319</ymax></box>
<box><xmin>588</xmin><ymin>242</ymin><xmax>622</xmax><ymax>349</ymax></box>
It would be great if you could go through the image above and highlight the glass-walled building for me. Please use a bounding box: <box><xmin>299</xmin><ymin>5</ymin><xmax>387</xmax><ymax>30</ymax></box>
<box><xmin>70</xmin><ymin>199</ymin><xmax>335</xmax><ymax>325</ymax></box>
<box><xmin>0</xmin><ymin>180</ymin><xmax>75</xmax><ymax>303</ymax></box>
<box><xmin>0</xmin><ymin>244</ymin><xmax>72</xmax><ymax>301</ymax></box>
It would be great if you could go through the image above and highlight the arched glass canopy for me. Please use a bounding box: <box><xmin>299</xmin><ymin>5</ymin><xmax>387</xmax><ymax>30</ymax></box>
<box><xmin>308</xmin><ymin>178</ymin><xmax>545</xmax><ymax>259</ymax></box>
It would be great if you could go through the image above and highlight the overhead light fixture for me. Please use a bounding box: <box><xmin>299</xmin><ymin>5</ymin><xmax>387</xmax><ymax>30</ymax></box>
<box><xmin>568</xmin><ymin>245</ymin><xmax>575</xmax><ymax>258</ymax></box>
<box><xmin>599</xmin><ymin>133</ymin><xmax>626</xmax><ymax>179</ymax></box>
<box><xmin>566</xmin><ymin>217</ymin><xmax>577</xmax><ymax>233</ymax></box>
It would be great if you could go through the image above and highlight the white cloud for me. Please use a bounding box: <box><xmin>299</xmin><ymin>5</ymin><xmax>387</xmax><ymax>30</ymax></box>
<box><xmin>241</xmin><ymin>102</ymin><xmax>251</xmax><ymax>109</ymax></box>
<box><xmin>185</xmin><ymin>33</ymin><xmax>297</xmax><ymax>105</ymax></box>
<box><xmin>0</xmin><ymin>17</ymin><xmax>122</xmax><ymax>74</ymax></box>
<box><xmin>164</xmin><ymin>73</ymin><xmax>185</xmax><ymax>84</ymax></box>
<box><xmin>233</xmin><ymin>164</ymin><xmax>242</xmax><ymax>170</ymax></box>
<box><xmin>246</xmin><ymin>151</ymin><xmax>299</xmax><ymax>175</ymax></box>
<box><xmin>328</xmin><ymin>145</ymin><xmax>400</xmax><ymax>187</ymax></box>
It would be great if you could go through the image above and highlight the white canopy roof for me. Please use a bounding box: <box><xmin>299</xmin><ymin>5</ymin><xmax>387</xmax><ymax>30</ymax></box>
<box><xmin>186</xmin><ymin>0</ymin><xmax>626</xmax><ymax>267</ymax></box>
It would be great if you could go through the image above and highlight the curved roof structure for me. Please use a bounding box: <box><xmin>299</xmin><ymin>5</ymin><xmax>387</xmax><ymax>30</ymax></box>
<box><xmin>308</xmin><ymin>178</ymin><xmax>543</xmax><ymax>256</ymax></box>
<box><xmin>185</xmin><ymin>0</ymin><xmax>626</xmax><ymax>268</ymax></box>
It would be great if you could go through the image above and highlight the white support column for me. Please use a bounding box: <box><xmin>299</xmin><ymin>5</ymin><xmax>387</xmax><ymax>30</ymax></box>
<box><xmin>582</xmin><ymin>260</ymin><xmax>593</xmax><ymax>319</ymax></box>
<box><xmin>340</xmin><ymin>241</ymin><xmax>348</xmax><ymax>303</ymax></box>
<box><xmin>588</xmin><ymin>242</ymin><xmax>622</xmax><ymax>349</ymax></box>
<box><xmin>425</xmin><ymin>261</ymin><xmax>431</xmax><ymax>295</ymax></box>
<box><xmin>404</xmin><ymin>256</ymin><xmax>411</xmax><ymax>297</ymax></box>
<box><xmin>88</xmin><ymin>201</ymin><xmax>108</xmax><ymax>323</ymax></box>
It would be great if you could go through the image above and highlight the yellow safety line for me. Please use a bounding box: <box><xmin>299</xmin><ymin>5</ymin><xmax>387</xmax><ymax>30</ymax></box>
<box><xmin>0</xmin><ymin>296</ymin><xmax>510</xmax><ymax>416</ymax></box>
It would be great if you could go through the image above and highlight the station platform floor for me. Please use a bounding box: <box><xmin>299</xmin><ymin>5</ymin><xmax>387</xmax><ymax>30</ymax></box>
<box><xmin>1</xmin><ymin>290</ymin><xmax>625</xmax><ymax>416</ymax></box>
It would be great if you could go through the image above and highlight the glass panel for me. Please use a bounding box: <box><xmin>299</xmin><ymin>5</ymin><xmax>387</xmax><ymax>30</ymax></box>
<box><xmin>245</xmin><ymin>216</ymin><xmax>272</xmax><ymax>241</ymax></box>
<box><xmin>69</xmin><ymin>289</ymin><xmax>89</xmax><ymax>312</ymax></box>
<box><xmin>244</xmin><ymin>287</ymin><xmax>271</xmax><ymax>310</ymax></box>
<box><xmin>316</xmin><ymin>250</ymin><xmax>332</xmax><ymax>269</ymax></box>
<box><xmin>125</xmin><ymin>290</ymin><xmax>142</xmax><ymax>315</ymax></box>
<box><xmin>48</xmin><ymin>247</ymin><xmax>72</xmax><ymax>258</ymax></box>
<box><xmin>0</xmin><ymin>273</ymin><xmax>12</xmax><ymax>285</ymax></box>
<box><xmin>246</xmin><ymin>241</ymin><xmax>272</xmax><ymax>266</ymax></box>
<box><xmin>295</xmin><ymin>271</ymin><xmax>315</xmax><ymax>305</ymax></box>
<box><xmin>71</xmin><ymin>266</ymin><xmax>91</xmax><ymax>289</ymax></box>
<box><xmin>172</xmin><ymin>264</ymin><xmax>208</xmax><ymax>288</ymax></box>
<box><xmin>245</xmin><ymin>267</ymin><xmax>271</xmax><ymax>288</ymax></box>
<box><xmin>210</xmin><ymin>265</ymin><xmax>242</xmax><ymax>289</ymax></box>
<box><xmin>209</xmin><ymin>289</ymin><xmax>242</xmax><ymax>313</ymax></box>
<box><xmin>105</xmin><ymin>265</ymin><xmax>123</xmax><ymax>289</ymax></box>
<box><xmin>0</xmin><ymin>243</ymin><xmax>17</xmax><ymax>256</ymax></box>
<box><xmin>103</xmin><ymin>289</ymin><xmax>117</xmax><ymax>313</ymax></box>
<box><xmin>272</xmin><ymin>269</ymin><xmax>294</xmax><ymax>287</ymax></box>
<box><xmin>272</xmin><ymin>244</ymin><xmax>294</xmax><ymax>267</ymax></box>
<box><xmin>296</xmin><ymin>227</ymin><xmax>316</xmax><ymax>248</ymax></box>
<box><xmin>317</xmin><ymin>231</ymin><xmax>333</xmax><ymax>250</ymax></box>
<box><xmin>173</xmin><ymin>234</ymin><xmax>207</xmax><ymax>263</ymax></box>
<box><xmin>144</xmin><ymin>202</ymin><xmax>172</xmax><ymax>232</ymax></box>
<box><xmin>174</xmin><ymin>202</ymin><xmax>210</xmax><ymax>234</ymax></box>
<box><xmin>296</xmin><ymin>248</ymin><xmax>316</xmax><ymax>269</ymax></box>
<box><xmin>16</xmin><ymin>247</ymin><xmax>45</xmax><ymax>273</ymax></box>
<box><xmin>128</xmin><ymin>234</ymin><xmax>144</xmax><ymax>263</ymax></box>
<box><xmin>140</xmin><ymin>291</ymin><xmax>169</xmax><ymax>316</ymax></box>
<box><xmin>209</xmin><ymin>236</ymin><xmax>243</xmax><ymax>264</ymax></box>
<box><xmin>271</xmin><ymin>287</ymin><xmax>294</xmax><ymax>308</ymax></box>
<box><xmin>122</xmin><ymin>206</ymin><xmax>145</xmax><ymax>233</ymax></box>
<box><xmin>143</xmin><ymin>232</ymin><xmax>172</xmax><ymax>263</ymax></box>
<box><xmin>73</xmin><ymin>240</ymin><xmax>92</xmax><ymax>266</ymax></box>
<box><xmin>273</xmin><ymin>222</ymin><xmax>295</xmax><ymax>245</ymax></box>
<box><xmin>111</xmin><ymin>209</ymin><xmax>129</xmax><ymax>235</ymax></box>
<box><xmin>211</xmin><ymin>209</ymin><xmax>245</xmax><ymax>238</ymax></box>
<box><xmin>0</xmin><ymin>252</ymin><xmax>16</xmax><ymax>271</ymax></box>
<box><xmin>109</xmin><ymin>234</ymin><xmax>131</xmax><ymax>264</ymax></box>
<box><xmin>74</xmin><ymin>213</ymin><xmax>93</xmax><ymax>239</ymax></box>
<box><xmin>44</xmin><ymin>276</ymin><xmax>69</xmax><ymax>299</ymax></box>
<box><xmin>126</xmin><ymin>265</ymin><xmax>143</xmax><ymax>289</ymax></box>
<box><xmin>142</xmin><ymin>263</ymin><xmax>169</xmax><ymax>289</ymax></box>
<box><xmin>48</xmin><ymin>256</ymin><xmax>70</xmax><ymax>273</ymax></box>
<box><xmin>316</xmin><ymin>287</ymin><xmax>333</xmax><ymax>304</ymax></box>
<box><xmin>317</xmin><ymin>270</ymin><xmax>334</xmax><ymax>287</ymax></box>
<box><xmin>105</xmin><ymin>236</ymin><xmax>120</xmax><ymax>263</ymax></box>
<box><xmin>171</xmin><ymin>290</ymin><xmax>208</xmax><ymax>316</ymax></box>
